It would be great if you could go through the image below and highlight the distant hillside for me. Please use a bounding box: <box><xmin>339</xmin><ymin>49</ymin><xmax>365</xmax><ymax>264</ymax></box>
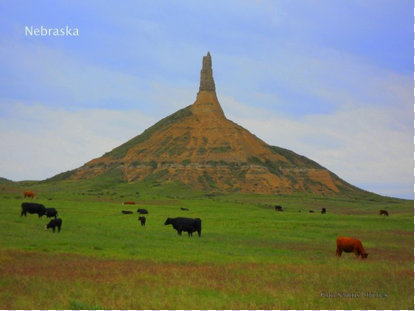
<box><xmin>0</xmin><ymin>177</ymin><xmax>13</xmax><ymax>184</ymax></box>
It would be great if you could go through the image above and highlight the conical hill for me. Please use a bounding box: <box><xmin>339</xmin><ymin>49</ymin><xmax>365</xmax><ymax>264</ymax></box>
<box><xmin>58</xmin><ymin>52</ymin><xmax>362</xmax><ymax>195</ymax></box>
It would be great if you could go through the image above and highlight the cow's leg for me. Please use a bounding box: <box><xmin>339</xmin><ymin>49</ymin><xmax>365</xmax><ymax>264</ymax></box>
<box><xmin>336</xmin><ymin>247</ymin><xmax>342</xmax><ymax>257</ymax></box>
<box><xmin>58</xmin><ymin>225</ymin><xmax>61</xmax><ymax>232</ymax></box>
<box><xmin>197</xmin><ymin>230</ymin><xmax>201</xmax><ymax>237</ymax></box>
<box><xmin>52</xmin><ymin>226</ymin><xmax>55</xmax><ymax>233</ymax></box>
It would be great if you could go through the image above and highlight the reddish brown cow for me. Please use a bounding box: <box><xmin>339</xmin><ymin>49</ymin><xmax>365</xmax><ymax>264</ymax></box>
<box><xmin>123</xmin><ymin>201</ymin><xmax>135</xmax><ymax>205</ymax></box>
<box><xmin>336</xmin><ymin>236</ymin><xmax>368</xmax><ymax>259</ymax></box>
<box><xmin>23</xmin><ymin>190</ymin><xmax>35</xmax><ymax>199</ymax></box>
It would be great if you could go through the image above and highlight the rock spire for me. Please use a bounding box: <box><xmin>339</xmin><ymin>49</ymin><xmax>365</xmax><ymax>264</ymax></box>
<box><xmin>192</xmin><ymin>52</ymin><xmax>224</xmax><ymax>117</ymax></box>
<box><xmin>198</xmin><ymin>52</ymin><xmax>216</xmax><ymax>92</ymax></box>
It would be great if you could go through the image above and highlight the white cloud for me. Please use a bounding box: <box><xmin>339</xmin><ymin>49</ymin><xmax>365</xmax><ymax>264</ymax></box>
<box><xmin>221</xmin><ymin>95</ymin><xmax>413</xmax><ymax>199</ymax></box>
<box><xmin>0</xmin><ymin>102</ymin><xmax>156</xmax><ymax>181</ymax></box>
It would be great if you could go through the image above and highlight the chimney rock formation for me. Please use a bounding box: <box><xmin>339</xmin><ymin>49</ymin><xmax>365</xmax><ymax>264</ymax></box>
<box><xmin>198</xmin><ymin>52</ymin><xmax>215</xmax><ymax>92</ymax></box>
<box><xmin>192</xmin><ymin>52</ymin><xmax>224</xmax><ymax>117</ymax></box>
<box><xmin>55</xmin><ymin>52</ymin><xmax>363</xmax><ymax>196</ymax></box>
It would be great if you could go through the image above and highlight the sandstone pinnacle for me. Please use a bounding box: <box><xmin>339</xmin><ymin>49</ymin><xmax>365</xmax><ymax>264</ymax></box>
<box><xmin>198</xmin><ymin>52</ymin><xmax>215</xmax><ymax>92</ymax></box>
<box><xmin>192</xmin><ymin>52</ymin><xmax>224</xmax><ymax>117</ymax></box>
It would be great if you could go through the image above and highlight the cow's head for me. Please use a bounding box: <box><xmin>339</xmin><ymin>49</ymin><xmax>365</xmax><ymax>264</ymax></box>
<box><xmin>164</xmin><ymin>218</ymin><xmax>172</xmax><ymax>225</ymax></box>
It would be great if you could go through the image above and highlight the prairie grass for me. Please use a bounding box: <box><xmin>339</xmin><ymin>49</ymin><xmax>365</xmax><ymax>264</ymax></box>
<box><xmin>0</xmin><ymin>250</ymin><xmax>412</xmax><ymax>309</ymax></box>
<box><xmin>0</xmin><ymin>181</ymin><xmax>412</xmax><ymax>309</ymax></box>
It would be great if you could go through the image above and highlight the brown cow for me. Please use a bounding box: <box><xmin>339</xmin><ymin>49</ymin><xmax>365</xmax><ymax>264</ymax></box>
<box><xmin>379</xmin><ymin>210</ymin><xmax>389</xmax><ymax>216</ymax></box>
<box><xmin>23</xmin><ymin>190</ymin><xmax>35</xmax><ymax>199</ymax></box>
<box><xmin>336</xmin><ymin>237</ymin><xmax>368</xmax><ymax>259</ymax></box>
<box><xmin>123</xmin><ymin>201</ymin><xmax>135</xmax><ymax>205</ymax></box>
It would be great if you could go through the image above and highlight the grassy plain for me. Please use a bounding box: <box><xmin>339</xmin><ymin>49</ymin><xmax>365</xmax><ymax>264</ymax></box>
<box><xmin>0</xmin><ymin>179</ymin><xmax>413</xmax><ymax>309</ymax></box>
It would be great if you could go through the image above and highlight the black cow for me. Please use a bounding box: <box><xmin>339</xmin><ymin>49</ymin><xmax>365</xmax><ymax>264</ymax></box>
<box><xmin>164</xmin><ymin>217</ymin><xmax>202</xmax><ymax>237</ymax></box>
<box><xmin>379</xmin><ymin>210</ymin><xmax>389</xmax><ymax>216</ymax></box>
<box><xmin>180</xmin><ymin>208</ymin><xmax>189</xmax><ymax>211</ymax></box>
<box><xmin>321</xmin><ymin>208</ymin><xmax>326</xmax><ymax>214</ymax></box>
<box><xmin>137</xmin><ymin>208</ymin><xmax>148</xmax><ymax>214</ymax></box>
<box><xmin>21</xmin><ymin>202</ymin><xmax>46</xmax><ymax>217</ymax></box>
<box><xmin>45</xmin><ymin>218</ymin><xmax>62</xmax><ymax>232</ymax></box>
<box><xmin>122</xmin><ymin>210</ymin><xmax>133</xmax><ymax>214</ymax></box>
<box><xmin>275</xmin><ymin>205</ymin><xmax>283</xmax><ymax>212</ymax></box>
<box><xmin>138</xmin><ymin>216</ymin><xmax>146</xmax><ymax>226</ymax></box>
<box><xmin>44</xmin><ymin>208</ymin><xmax>58</xmax><ymax>218</ymax></box>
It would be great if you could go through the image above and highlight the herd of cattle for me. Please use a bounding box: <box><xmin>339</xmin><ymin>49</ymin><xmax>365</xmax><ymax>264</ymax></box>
<box><xmin>121</xmin><ymin>203</ymin><xmax>202</xmax><ymax>236</ymax></box>
<box><xmin>19</xmin><ymin>191</ymin><xmax>391</xmax><ymax>259</ymax></box>
<box><xmin>275</xmin><ymin>205</ymin><xmax>327</xmax><ymax>214</ymax></box>
<box><xmin>19</xmin><ymin>194</ymin><xmax>203</xmax><ymax>238</ymax></box>
<box><xmin>21</xmin><ymin>202</ymin><xmax>62</xmax><ymax>232</ymax></box>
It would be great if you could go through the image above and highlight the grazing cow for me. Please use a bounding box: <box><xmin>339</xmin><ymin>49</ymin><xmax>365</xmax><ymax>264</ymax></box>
<box><xmin>379</xmin><ymin>210</ymin><xmax>389</xmax><ymax>216</ymax></box>
<box><xmin>45</xmin><ymin>218</ymin><xmax>62</xmax><ymax>232</ymax></box>
<box><xmin>309</xmin><ymin>210</ymin><xmax>315</xmax><ymax>213</ymax></box>
<box><xmin>275</xmin><ymin>205</ymin><xmax>283</xmax><ymax>212</ymax></box>
<box><xmin>123</xmin><ymin>201</ymin><xmax>135</xmax><ymax>205</ymax></box>
<box><xmin>181</xmin><ymin>207</ymin><xmax>189</xmax><ymax>211</ymax></box>
<box><xmin>23</xmin><ymin>190</ymin><xmax>35</xmax><ymax>199</ymax></box>
<box><xmin>336</xmin><ymin>236</ymin><xmax>368</xmax><ymax>259</ymax></box>
<box><xmin>21</xmin><ymin>202</ymin><xmax>46</xmax><ymax>217</ymax></box>
<box><xmin>44</xmin><ymin>207</ymin><xmax>58</xmax><ymax>218</ymax></box>
<box><xmin>137</xmin><ymin>208</ymin><xmax>148</xmax><ymax>214</ymax></box>
<box><xmin>122</xmin><ymin>210</ymin><xmax>133</xmax><ymax>214</ymax></box>
<box><xmin>164</xmin><ymin>217</ymin><xmax>202</xmax><ymax>237</ymax></box>
<box><xmin>138</xmin><ymin>216</ymin><xmax>146</xmax><ymax>226</ymax></box>
<box><xmin>321</xmin><ymin>208</ymin><xmax>326</xmax><ymax>214</ymax></box>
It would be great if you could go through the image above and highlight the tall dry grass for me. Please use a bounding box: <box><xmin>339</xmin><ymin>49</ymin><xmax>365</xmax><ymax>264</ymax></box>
<box><xmin>0</xmin><ymin>249</ymin><xmax>412</xmax><ymax>309</ymax></box>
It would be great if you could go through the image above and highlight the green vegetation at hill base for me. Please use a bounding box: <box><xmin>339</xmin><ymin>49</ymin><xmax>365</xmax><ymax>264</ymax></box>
<box><xmin>0</xmin><ymin>179</ymin><xmax>412</xmax><ymax>309</ymax></box>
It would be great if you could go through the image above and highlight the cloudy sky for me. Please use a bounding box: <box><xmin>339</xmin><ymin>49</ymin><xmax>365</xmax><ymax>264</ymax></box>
<box><xmin>0</xmin><ymin>0</ymin><xmax>413</xmax><ymax>199</ymax></box>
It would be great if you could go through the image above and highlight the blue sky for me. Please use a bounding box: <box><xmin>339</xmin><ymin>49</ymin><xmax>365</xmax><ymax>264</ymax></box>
<box><xmin>0</xmin><ymin>0</ymin><xmax>413</xmax><ymax>199</ymax></box>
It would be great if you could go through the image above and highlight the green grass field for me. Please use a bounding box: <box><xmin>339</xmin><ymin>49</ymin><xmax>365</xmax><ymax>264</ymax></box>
<box><xmin>0</xmin><ymin>179</ymin><xmax>413</xmax><ymax>309</ymax></box>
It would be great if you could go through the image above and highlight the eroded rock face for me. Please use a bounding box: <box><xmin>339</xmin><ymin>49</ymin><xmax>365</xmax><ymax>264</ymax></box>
<box><xmin>198</xmin><ymin>52</ymin><xmax>215</xmax><ymax>92</ymax></box>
